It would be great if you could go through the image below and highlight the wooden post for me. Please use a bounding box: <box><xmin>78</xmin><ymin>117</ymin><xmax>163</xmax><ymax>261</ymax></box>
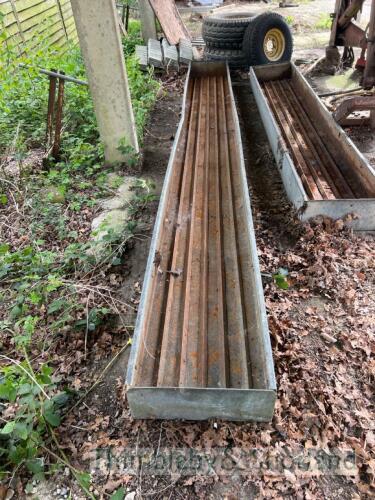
<box><xmin>125</xmin><ymin>4</ymin><xmax>130</xmax><ymax>31</ymax></box>
<box><xmin>138</xmin><ymin>0</ymin><xmax>157</xmax><ymax>43</ymax></box>
<box><xmin>71</xmin><ymin>0</ymin><xmax>139</xmax><ymax>163</ymax></box>
<box><xmin>55</xmin><ymin>0</ymin><xmax>69</xmax><ymax>41</ymax></box>
<box><xmin>9</xmin><ymin>0</ymin><xmax>25</xmax><ymax>43</ymax></box>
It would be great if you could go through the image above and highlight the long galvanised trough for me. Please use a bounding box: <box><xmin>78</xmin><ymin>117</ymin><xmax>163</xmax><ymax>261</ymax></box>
<box><xmin>126</xmin><ymin>62</ymin><xmax>276</xmax><ymax>421</ymax></box>
<box><xmin>249</xmin><ymin>62</ymin><xmax>375</xmax><ymax>231</ymax></box>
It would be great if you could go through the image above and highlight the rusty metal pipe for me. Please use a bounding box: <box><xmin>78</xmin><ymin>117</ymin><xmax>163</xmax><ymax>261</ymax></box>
<box><xmin>52</xmin><ymin>75</ymin><xmax>65</xmax><ymax>160</ymax></box>
<box><xmin>46</xmin><ymin>73</ymin><xmax>57</xmax><ymax>151</ymax></box>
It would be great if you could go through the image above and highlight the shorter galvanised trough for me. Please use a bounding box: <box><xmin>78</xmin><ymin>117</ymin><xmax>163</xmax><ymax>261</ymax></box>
<box><xmin>250</xmin><ymin>62</ymin><xmax>375</xmax><ymax>231</ymax></box>
<box><xmin>126</xmin><ymin>62</ymin><xmax>276</xmax><ymax>421</ymax></box>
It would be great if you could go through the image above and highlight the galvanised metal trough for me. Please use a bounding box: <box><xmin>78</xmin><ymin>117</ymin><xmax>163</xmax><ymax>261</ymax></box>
<box><xmin>126</xmin><ymin>62</ymin><xmax>276</xmax><ymax>421</ymax></box>
<box><xmin>250</xmin><ymin>62</ymin><xmax>375</xmax><ymax>231</ymax></box>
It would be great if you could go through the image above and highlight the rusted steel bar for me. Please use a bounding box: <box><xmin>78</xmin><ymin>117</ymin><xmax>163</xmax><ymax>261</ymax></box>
<box><xmin>19</xmin><ymin>64</ymin><xmax>88</xmax><ymax>86</ymax></box>
<box><xmin>224</xmin><ymin>77</ymin><xmax>269</xmax><ymax>389</ymax></box>
<box><xmin>127</xmin><ymin>63</ymin><xmax>277</xmax><ymax>421</ymax></box>
<box><xmin>134</xmin><ymin>80</ymin><xmax>195</xmax><ymax>387</ymax></box>
<box><xmin>218</xmin><ymin>76</ymin><xmax>250</xmax><ymax>389</ymax></box>
<box><xmin>46</xmin><ymin>73</ymin><xmax>57</xmax><ymax>150</ymax></box>
<box><xmin>284</xmin><ymin>80</ymin><xmax>357</xmax><ymax>198</ymax></box>
<box><xmin>250</xmin><ymin>62</ymin><xmax>375</xmax><ymax>230</ymax></box>
<box><xmin>273</xmin><ymin>81</ymin><xmax>337</xmax><ymax>200</ymax></box>
<box><xmin>52</xmin><ymin>75</ymin><xmax>65</xmax><ymax>160</ymax></box>
<box><xmin>157</xmin><ymin>79</ymin><xmax>199</xmax><ymax>387</ymax></box>
<box><xmin>207</xmin><ymin>76</ymin><xmax>227</xmax><ymax>388</ymax></box>
<box><xmin>263</xmin><ymin>82</ymin><xmax>323</xmax><ymax>200</ymax></box>
<box><xmin>179</xmin><ymin>78</ymin><xmax>209</xmax><ymax>388</ymax></box>
<box><xmin>125</xmin><ymin>5</ymin><xmax>130</xmax><ymax>30</ymax></box>
<box><xmin>200</xmin><ymin>77</ymin><xmax>210</xmax><ymax>387</ymax></box>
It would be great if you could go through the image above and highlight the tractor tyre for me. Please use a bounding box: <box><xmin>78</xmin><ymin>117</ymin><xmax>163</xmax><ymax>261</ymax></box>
<box><xmin>205</xmin><ymin>47</ymin><xmax>248</xmax><ymax>70</ymax></box>
<box><xmin>203</xmin><ymin>11</ymin><xmax>256</xmax><ymax>50</ymax></box>
<box><xmin>243</xmin><ymin>12</ymin><xmax>293</xmax><ymax>66</ymax></box>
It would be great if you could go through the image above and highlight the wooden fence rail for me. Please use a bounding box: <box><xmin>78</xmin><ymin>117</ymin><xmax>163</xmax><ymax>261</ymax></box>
<box><xmin>0</xmin><ymin>0</ymin><xmax>77</xmax><ymax>51</ymax></box>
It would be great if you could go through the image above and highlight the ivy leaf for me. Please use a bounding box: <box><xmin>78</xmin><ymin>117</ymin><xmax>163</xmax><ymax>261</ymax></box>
<box><xmin>1</xmin><ymin>421</ymin><xmax>16</xmax><ymax>435</ymax></box>
<box><xmin>43</xmin><ymin>410</ymin><xmax>60</xmax><ymax>427</ymax></box>
<box><xmin>17</xmin><ymin>383</ymin><xmax>32</xmax><ymax>396</ymax></box>
<box><xmin>110</xmin><ymin>488</ymin><xmax>126</xmax><ymax>500</ymax></box>
<box><xmin>10</xmin><ymin>304</ymin><xmax>24</xmax><ymax>320</ymax></box>
<box><xmin>51</xmin><ymin>392</ymin><xmax>70</xmax><ymax>407</ymax></box>
<box><xmin>47</xmin><ymin>298</ymin><xmax>68</xmax><ymax>315</ymax></box>
<box><xmin>0</xmin><ymin>380</ymin><xmax>17</xmax><ymax>402</ymax></box>
<box><xmin>14</xmin><ymin>422</ymin><xmax>29</xmax><ymax>441</ymax></box>
<box><xmin>26</xmin><ymin>458</ymin><xmax>44</xmax><ymax>475</ymax></box>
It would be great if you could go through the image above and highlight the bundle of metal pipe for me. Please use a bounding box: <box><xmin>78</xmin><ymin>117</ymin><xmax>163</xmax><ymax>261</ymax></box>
<box><xmin>263</xmin><ymin>79</ymin><xmax>371</xmax><ymax>200</ymax></box>
<box><xmin>135</xmin><ymin>74</ymin><xmax>262</xmax><ymax>389</ymax></box>
<box><xmin>127</xmin><ymin>63</ymin><xmax>276</xmax><ymax>421</ymax></box>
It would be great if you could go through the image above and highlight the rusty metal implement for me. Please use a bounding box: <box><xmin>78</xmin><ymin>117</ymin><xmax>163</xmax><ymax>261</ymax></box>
<box><xmin>126</xmin><ymin>62</ymin><xmax>276</xmax><ymax>421</ymax></box>
<box><xmin>250</xmin><ymin>62</ymin><xmax>375</xmax><ymax>231</ymax></box>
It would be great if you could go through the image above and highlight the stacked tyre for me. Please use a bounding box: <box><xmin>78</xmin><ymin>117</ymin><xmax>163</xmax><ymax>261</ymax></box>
<box><xmin>203</xmin><ymin>11</ymin><xmax>293</xmax><ymax>69</ymax></box>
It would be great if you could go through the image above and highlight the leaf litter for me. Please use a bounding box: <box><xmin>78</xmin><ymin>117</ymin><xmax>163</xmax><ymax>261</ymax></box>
<box><xmin>56</xmin><ymin>105</ymin><xmax>374</xmax><ymax>498</ymax></box>
<box><xmin>2</xmin><ymin>84</ymin><xmax>374</xmax><ymax>500</ymax></box>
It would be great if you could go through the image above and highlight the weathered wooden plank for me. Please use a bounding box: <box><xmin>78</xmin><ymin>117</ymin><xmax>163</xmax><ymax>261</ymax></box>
<box><xmin>17</xmin><ymin>2</ymin><xmax>57</xmax><ymax>23</ymax></box>
<box><xmin>1</xmin><ymin>10</ymin><xmax>17</xmax><ymax>29</ymax></box>
<box><xmin>21</xmin><ymin>12</ymin><xmax>60</xmax><ymax>35</ymax></box>
<box><xmin>2</xmin><ymin>14</ymin><xmax>18</xmax><ymax>33</ymax></box>
<box><xmin>61</xmin><ymin>1</ymin><xmax>72</xmax><ymax>15</ymax></box>
<box><xmin>11</xmin><ymin>0</ymin><xmax>46</xmax><ymax>11</ymax></box>
<box><xmin>64</xmin><ymin>17</ymin><xmax>76</xmax><ymax>31</ymax></box>
<box><xmin>25</xmin><ymin>22</ymin><xmax>63</xmax><ymax>46</ymax></box>
<box><xmin>0</xmin><ymin>2</ymin><xmax>14</xmax><ymax>17</ymax></box>
<box><xmin>149</xmin><ymin>0</ymin><xmax>190</xmax><ymax>45</ymax></box>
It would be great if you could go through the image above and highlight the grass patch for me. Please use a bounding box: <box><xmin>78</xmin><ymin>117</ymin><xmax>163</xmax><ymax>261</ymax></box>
<box><xmin>315</xmin><ymin>13</ymin><xmax>332</xmax><ymax>31</ymax></box>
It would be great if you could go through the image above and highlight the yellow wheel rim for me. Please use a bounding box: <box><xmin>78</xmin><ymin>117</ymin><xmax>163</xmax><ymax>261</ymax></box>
<box><xmin>263</xmin><ymin>28</ymin><xmax>285</xmax><ymax>62</ymax></box>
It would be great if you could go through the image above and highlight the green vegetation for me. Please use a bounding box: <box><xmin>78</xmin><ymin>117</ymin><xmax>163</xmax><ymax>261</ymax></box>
<box><xmin>0</xmin><ymin>17</ymin><xmax>159</xmax><ymax>491</ymax></box>
<box><xmin>273</xmin><ymin>268</ymin><xmax>289</xmax><ymax>290</ymax></box>
<box><xmin>315</xmin><ymin>13</ymin><xmax>332</xmax><ymax>31</ymax></box>
<box><xmin>285</xmin><ymin>15</ymin><xmax>295</xmax><ymax>26</ymax></box>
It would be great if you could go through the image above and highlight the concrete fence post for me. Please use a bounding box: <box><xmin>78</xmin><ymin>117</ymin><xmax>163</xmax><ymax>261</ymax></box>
<box><xmin>138</xmin><ymin>0</ymin><xmax>157</xmax><ymax>43</ymax></box>
<box><xmin>71</xmin><ymin>0</ymin><xmax>139</xmax><ymax>164</ymax></box>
